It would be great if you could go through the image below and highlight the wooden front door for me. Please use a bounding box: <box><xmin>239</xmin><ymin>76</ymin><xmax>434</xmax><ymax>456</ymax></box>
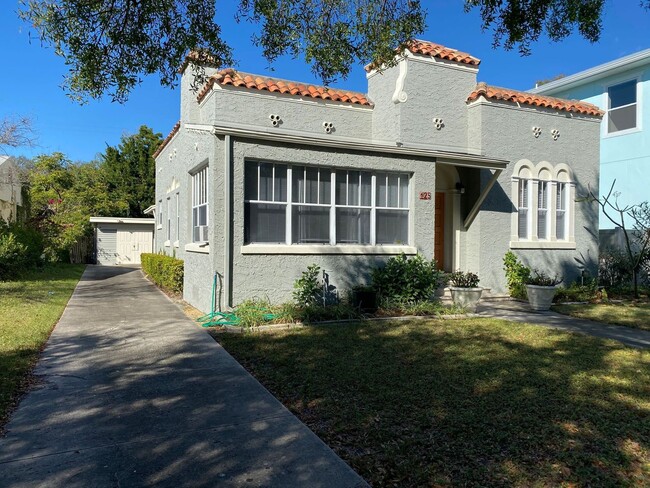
<box><xmin>434</xmin><ymin>192</ymin><xmax>445</xmax><ymax>269</ymax></box>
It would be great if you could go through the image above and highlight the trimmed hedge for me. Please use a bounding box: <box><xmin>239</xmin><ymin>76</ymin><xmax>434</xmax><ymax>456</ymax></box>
<box><xmin>141</xmin><ymin>253</ymin><xmax>184</xmax><ymax>294</ymax></box>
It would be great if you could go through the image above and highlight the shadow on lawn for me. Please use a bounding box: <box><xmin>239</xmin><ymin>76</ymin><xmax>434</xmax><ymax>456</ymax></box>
<box><xmin>217</xmin><ymin>320</ymin><xmax>650</xmax><ymax>486</ymax></box>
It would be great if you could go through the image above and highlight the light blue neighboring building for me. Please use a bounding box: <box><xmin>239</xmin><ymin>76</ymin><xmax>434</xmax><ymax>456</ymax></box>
<box><xmin>531</xmin><ymin>49</ymin><xmax>650</xmax><ymax>229</ymax></box>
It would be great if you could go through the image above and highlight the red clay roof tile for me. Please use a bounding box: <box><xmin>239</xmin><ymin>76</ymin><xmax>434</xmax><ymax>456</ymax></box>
<box><xmin>197</xmin><ymin>68</ymin><xmax>373</xmax><ymax>107</ymax></box>
<box><xmin>152</xmin><ymin>121</ymin><xmax>181</xmax><ymax>159</ymax></box>
<box><xmin>407</xmin><ymin>40</ymin><xmax>481</xmax><ymax>66</ymax></box>
<box><xmin>467</xmin><ymin>82</ymin><xmax>603</xmax><ymax>116</ymax></box>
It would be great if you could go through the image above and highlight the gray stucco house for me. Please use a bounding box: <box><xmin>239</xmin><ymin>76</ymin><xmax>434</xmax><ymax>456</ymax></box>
<box><xmin>154</xmin><ymin>40</ymin><xmax>603</xmax><ymax>312</ymax></box>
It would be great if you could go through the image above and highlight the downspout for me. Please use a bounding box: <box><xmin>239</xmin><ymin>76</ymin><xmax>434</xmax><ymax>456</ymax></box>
<box><xmin>223</xmin><ymin>134</ymin><xmax>233</xmax><ymax>308</ymax></box>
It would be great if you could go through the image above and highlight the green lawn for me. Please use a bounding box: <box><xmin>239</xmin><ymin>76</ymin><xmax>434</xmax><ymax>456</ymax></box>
<box><xmin>0</xmin><ymin>265</ymin><xmax>85</xmax><ymax>428</ymax></box>
<box><xmin>554</xmin><ymin>302</ymin><xmax>650</xmax><ymax>332</ymax></box>
<box><xmin>215</xmin><ymin>319</ymin><xmax>650</xmax><ymax>487</ymax></box>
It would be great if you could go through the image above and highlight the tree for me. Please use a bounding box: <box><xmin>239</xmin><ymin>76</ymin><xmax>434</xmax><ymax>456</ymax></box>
<box><xmin>100</xmin><ymin>126</ymin><xmax>162</xmax><ymax>217</ymax></box>
<box><xmin>28</xmin><ymin>152</ymin><xmax>128</xmax><ymax>260</ymax></box>
<box><xmin>0</xmin><ymin>116</ymin><xmax>35</xmax><ymax>153</ymax></box>
<box><xmin>585</xmin><ymin>180</ymin><xmax>650</xmax><ymax>298</ymax></box>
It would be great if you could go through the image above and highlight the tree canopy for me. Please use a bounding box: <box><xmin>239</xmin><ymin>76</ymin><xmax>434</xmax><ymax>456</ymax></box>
<box><xmin>100</xmin><ymin>126</ymin><xmax>161</xmax><ymax>217</ymax></box>
<box><xmin>20</xmin><ymin>0</ymin><xmax>646</xmax><ymax>103</ymax></box>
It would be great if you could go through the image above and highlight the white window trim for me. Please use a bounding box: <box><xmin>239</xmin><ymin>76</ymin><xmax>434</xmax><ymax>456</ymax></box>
<box><xmin>244</xmin><ymin>161</ymin><xmax>412</xmax><ymax>249</ymax></box>
<box><xmin>166</xmin><ymin>197</ymin><xmax>171</xmax><ymax>241</ymax></box>
<box><xmin>191</xmin><ymin>165</ymin><xmax>209</xmax><ymax>244</ymax></box>
<box><xmin>510</xmin><ymin>161</ymin><xmax>576</xmax><ymax>250</ymax></box>
<box><xmin>174</xmin><ymin>192</ymin><xmax>180</xmax><ymax>248</ymax></box>
<box><xmin>603</xmin><ymin>76</ymin><xmax>642</xmax><ymax>138</ymax></box>
<box><xmin>157</xmin><ymin>199</ymin><xmax>163</xmax><ymax>230</ymax></box>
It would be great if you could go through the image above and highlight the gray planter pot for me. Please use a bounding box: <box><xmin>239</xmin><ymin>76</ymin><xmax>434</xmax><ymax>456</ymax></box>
<box><xmin>449</xmin><ymin>287</ymin><xmax>483</xmax><ymax>312</ymax></box>
<box><xmin>526</xmin><ymin>284</ymin><xmax>557</xmax><ymax>311</ymax></box>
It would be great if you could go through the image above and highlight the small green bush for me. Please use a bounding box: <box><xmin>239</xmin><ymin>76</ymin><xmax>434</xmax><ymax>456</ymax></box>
<box><xmin>293</xmin><ymin>264</ymin><xmax>323</xmax><ymax>307</ymax></box>
<box><xmin>448</xmin><ymin>270</ymin><xmax>480</xmax><ymax>288</ymax></box>
<box><xmin>503</xmin><ymin>251</ymin><xmax>531</xmax><ymax>299</ymax></box>
<box><xmin>526</xmin><ymin>269</ymin><xmax>562</xmax><ymax>287</ymax></box>
<box><xmin>554</xmin><ymin>278</ymin><xmax>599</xmax><ymax>303</ymax></box>
<box><xmin>372</xmin><ymin>253</ymin><xmax>444</xmax><ymax>305</ymax></box>
<box><xmin>141</xmin><ymin>253</ymin><xmax>184</xmax><ymax>293</ymax></box>
<box><xmin>0</xmin><ymin>221</ymin><xmax>44</xmax><ymax>280</ymax></box>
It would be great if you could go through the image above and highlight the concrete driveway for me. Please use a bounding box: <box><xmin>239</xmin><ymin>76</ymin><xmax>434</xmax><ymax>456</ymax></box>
<box><xmin>0</xmin><ymin>266</ymin><xmax>367</xmax><ymax>487</ymax></box>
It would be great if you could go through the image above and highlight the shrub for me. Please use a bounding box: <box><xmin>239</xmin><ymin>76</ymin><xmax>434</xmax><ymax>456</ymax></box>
<box><xmin>503</xmin><ymin>251</ymin><xmax>531</xmax><ymax>299</ymax></box>
<box><xmin>448</xmin><ymin>270</ymin><xmax>480</xmax><ymax>288</ymax></box>
<box><xmin>0</xmin><ymin>221</ymin><xmax>44</xmax><ymax>280</ymax></box>
<box><xmin>141</xmin><ymin>253</ymin><xmax>184</xmax><ymax>293</ymax></box>
<box><xmin>372</xmin><ymin>253</ymin><xmax>444</xmax><ymax>305</ymax></box>
<box><xmin>526</xmin><ymin>270</ymin><xmax>562</xmax><ymax>287</ymax></box>
<box><xmin>554</xmin><ymin>278</ymin><xmax>599</xmax><ymax>303</ymax></box>
<box><xmin>293</xmin><ymin>264</ymin><xmax>323</xmax><ymax>307</ymax></box>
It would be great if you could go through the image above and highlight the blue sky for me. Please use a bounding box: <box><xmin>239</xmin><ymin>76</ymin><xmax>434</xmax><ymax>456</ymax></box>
<box><xmin>1</xmin><ymin>1</ymin><xmax>648</xmax><ymax>163</ymax></box>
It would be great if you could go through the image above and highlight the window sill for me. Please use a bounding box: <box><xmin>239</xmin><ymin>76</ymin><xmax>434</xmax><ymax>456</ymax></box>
<box><xmin>164</xmin><ymin>240</ymin><xmax>171</xmax><ymax>247</ymax></box>
<box><xmin>240</xmin><ymin>244</ymin><xmax>417</xmax><ymax>255</ymax></box>
<box><xmin>510</xmin><ymin>241</ymin><xmax>576</xmax><ymax>250</ymax></box>
<box><xmin>173</xmin><ymin>240</ymin><xmax>180</xmax><ymax>248</ymax></box>
<box><xmin>157</xmin><ymin>225</ymin><xmax>163</xmax><ymax>230</ymax></box>
<box><xmin>602</xmin><ymin>126</ymin><xmax>641</xmax><ymax>139</ymax></box>
<box><xmin>185</xmin><ymin>242</ymin><xmax>210</xmax><ymax>254</ymax></box>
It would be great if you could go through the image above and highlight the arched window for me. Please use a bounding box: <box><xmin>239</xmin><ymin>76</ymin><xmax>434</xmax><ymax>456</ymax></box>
<box><xmin>510</xmin><ymin>161</ymin><xmax>575</xmax><ymax>249</ymax></box>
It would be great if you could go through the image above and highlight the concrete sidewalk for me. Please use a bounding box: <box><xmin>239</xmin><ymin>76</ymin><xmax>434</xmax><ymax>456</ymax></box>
<box><xmin>0</xmin><ymin>266</ymin><xmax>367</xmax><ymax>487</ymax></box>
<box><xmin>478</xmin><ymin>300</ymin><xmax>650</xmax><ymax>349</ymax></box>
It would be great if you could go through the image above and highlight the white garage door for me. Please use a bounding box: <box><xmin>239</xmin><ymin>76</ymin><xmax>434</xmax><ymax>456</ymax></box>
<box><xmin>116</xmin><ymin>226</ymin><xmax>153</xmax><ymax>265</ymax></box>
<box><xmin>96</xmin><ymin>227</ymin><xmax>118</xmax><ymax>265</ymax></box>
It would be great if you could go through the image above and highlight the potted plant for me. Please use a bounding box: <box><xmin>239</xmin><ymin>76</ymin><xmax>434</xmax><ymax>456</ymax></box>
<box><xmin>448</xmin><ymin>270</ymin><xmax>482</xmax><ymax>311</ymax></box>
<box><xmin>525</xmin><ymin>270</ymin><xmax>562</xmax><ymax>311</ymax></box>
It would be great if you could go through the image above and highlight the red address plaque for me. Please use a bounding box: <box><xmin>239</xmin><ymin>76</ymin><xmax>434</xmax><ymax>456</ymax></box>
<box><xmin>419</xmin><ymin>191</ymin><xmax>432</xmax><ymax>200</ymax></box>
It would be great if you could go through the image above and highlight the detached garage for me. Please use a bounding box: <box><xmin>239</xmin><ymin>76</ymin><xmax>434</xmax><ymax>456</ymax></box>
<box><xmin>90</xmin><ymin>217</ymin><xmax>155</xmax><ymax>265</ymax></box>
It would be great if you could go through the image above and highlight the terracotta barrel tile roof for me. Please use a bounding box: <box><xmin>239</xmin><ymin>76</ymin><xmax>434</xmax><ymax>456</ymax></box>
<box><xmin>197</xmin><ymin>68</ymin><xmax>373</xmax><ymax>107</ymax></box>
<box><xmin>152</xmin><ymin>121</ymin><xmax>181</xmax><ymax>159</ymax></box>
<box><xmin>365</xmin><ymin>39</ymin><xmax>480</xmax><ymax>72</ymax></box>
<box><xmin>407</xmin><ymin>40</ymin><xmax>480</xmax><ymax>66</ymax></box>
<box><xmin>467</xmin><ymin>82</ymin><xmax>604</xmax><ymax>116</ymax></box>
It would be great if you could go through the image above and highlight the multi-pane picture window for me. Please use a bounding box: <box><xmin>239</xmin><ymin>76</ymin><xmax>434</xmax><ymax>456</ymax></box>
<box><xmin>244</xmin><ymin>161</ymin><xmax>410</xmax><ymax>246</ymax></box>
<box><xmin>556</xmin><ymin>182</ymin><xmax>567</xmax><ymax>240</ymax></box>
<box><xmin>607</xmin><ymin>80</ymin><xmax>637</xmax><ymax>134</ymax></box>
<box><xmin>518</xmin><ymin>179</ymin><xmax>529</xmax><ymax>239</ymax></box>
<box><xmin>537</xmin><ymin>181</ymin><xmax>549</xmax><ymax>240</ymax></box>
<box><xmin>192</xmin><ymin>166</ymin><xmax>209</xmax><ymax>243</ymax></box>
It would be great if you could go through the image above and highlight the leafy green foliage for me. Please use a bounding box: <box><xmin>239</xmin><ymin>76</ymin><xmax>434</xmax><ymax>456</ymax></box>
<box><xmin>0</xmin><ymin>221</ymin><xmax>44</xmax><ymax>280</ymax></box>
<box><xmin>448</xmin><ymin>270</ymin><xmax>480</xmax><ymax>288</ymax></box>
<box><xmin>28</xmin><ymin>152</ymin><xmax>129</xmax><ymax>260</ymax></box>
<box><xmin>372</xmin><ymin>253</ymin><xmax>444</xmax><ymax>305</ymax></box>
<box><xmin>465</xmin><ymin>0</ymin><xmax>607</xmax><ymax>55</ymax></box>
<box><xmin>503</xmin><ymin>251</ymin><xmax>531</xmax><ymax>299</ymax></box>
<box><xmin>526</xmin><ymin>269</ymin><xmax>562</xmax><ymax>286</ymax></box>
<box><xmin>20</xmin><ymin>0</ymin><xmax>640</xmax><ymax>102</ymax></box>
<box><xmin>293</xmin><ymin>264</ymin><xmax>323</xmax><ymax>307</ymax></box>
<box><xmin>141</xmin><ymin>253</ymin><xmax>184</xmax><ymax>294</ymax></box>
<box><xmin>554</xmin><ymin>278</ymin><xmax>599</xmax><ymax>303</ymax></box>
<box><xmin>100</xmin><ymin>126</ymin><xmax>162</xmax><ymax>217</ymax></box>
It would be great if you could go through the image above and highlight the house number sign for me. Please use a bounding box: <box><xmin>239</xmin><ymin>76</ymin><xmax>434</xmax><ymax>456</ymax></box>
<box><xmin>419</xmin><ymin>191</ymin><xmax>432</xmax><ymax>200</ymax></box>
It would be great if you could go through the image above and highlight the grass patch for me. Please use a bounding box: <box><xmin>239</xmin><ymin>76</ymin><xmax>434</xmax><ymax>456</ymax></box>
<box><xmin>554</xmin><ymin>302</ymin><xmax>650</xmax><ymax>332</ymax></box>
<box><xmin>0</xmin><ymin>264</ymin><xmax>85</xmax><ymax>429</ymax></box>
<box><xmin>214</xmin><ymin>318</ymin><xmax>650</xmax><ymax>486</ymax></box>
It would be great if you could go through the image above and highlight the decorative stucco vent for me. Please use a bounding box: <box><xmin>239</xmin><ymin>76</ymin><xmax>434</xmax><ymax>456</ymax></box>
<box><xmin>322</xmin><ymin>121</ymin><xmax>334</xmax><ymax>134</ymax></box>
<box><xmin>432</xmin><ymin>118</ymin><xmax>444</xmax><ymax>130</ymax></box>
<box><xmin>269</xmin><ymin>114</ymin><xmax>282</xmax><ymax>127</ymax></box>
<box><xmin>532</xmin><ymin>127</ymin><xmax>542</xmax><ymax>138</ymax></box>
<box><xmin>551</xmin><ymin>129</ymin><xmax>560</xmax><ymax>141</ymax></box>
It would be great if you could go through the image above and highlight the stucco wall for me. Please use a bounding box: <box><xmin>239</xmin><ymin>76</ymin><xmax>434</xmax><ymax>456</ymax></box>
<box><xmin>467</xmin><ymin>101</ymin><xmax>601</xmax><ymax>292</ymax></box>
<box><xmin>229</xmin><ymin>139</ymin><xmax>436</xmax><ymax>305</ymax></box>
<box><xmin>200</xmin><ymin>88</ymin><xmax>373</xmax><ymax>141</ymax></box>
<box><xmin>154</xmin><ymin>124</ymin><xmax>219</xmax><ymax>312</ymax></box>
